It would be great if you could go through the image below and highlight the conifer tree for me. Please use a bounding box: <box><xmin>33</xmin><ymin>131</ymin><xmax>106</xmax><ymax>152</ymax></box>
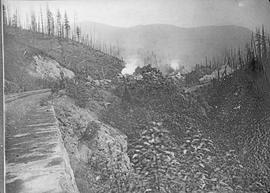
<box><xmin>64</xmin><ymin>12</ymin><xmax>70</xmax><ymax>39</ymax></box>
<box><xmin>51</xmin><ymin>15</ymin><xmax>55</xmax><ymax>36</ymax></box>
<box><xmin>261</xmin><ymin>25</ymin><xmax>267</xmax><ymax>60</ymax></box>
<box><xmin>238</xmin><ymin>48</ymin><xmax>243</xmax><ymax>69</ymax></box>
<box><xmin>46</xmin><ymin>6</ymin><xmax>52</xmax><ymax>35</ymax></box>
<box><xmin>12</xmin><ymin>9</ymin><xmax>18</xmax><ymax>28</ymax></box>
<box><xmin>61</xmin><ymin>24</ymin><xmax>65</xmax><ymax>39</ymax></box>
<box><xmin>255</xmin><ymin>28</ymin><xmax>262</xmax><ymax>61</ymax></box>
<box><xmin>56</xmin><ymin>10</ymin><xmax>62</xmax><ymax>37</ymax></box>
<box><xmin>3</xmin><ymin>5</ymin><xmax>7</xmax><ymax>26</ymax></box>
<box><xmin>76</xmin><ymin>26</ymin><xmax>81</xmax><ymax>42</ymax></box>
<box><xmin>40</xmin><ymin>7</ymin><xmax>44</xmax><ymax>34</ymax></box>
<box><xmin>30</xmin><ymin>12</ymin><xmax>37</xmax><ymax>32</ymax></box>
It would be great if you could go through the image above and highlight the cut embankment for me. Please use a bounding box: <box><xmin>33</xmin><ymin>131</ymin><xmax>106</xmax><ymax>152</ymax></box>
<box><xmin>53</xmin><ymin>95</ymin><xmax>130</xmax><ymax>193</ymax></box>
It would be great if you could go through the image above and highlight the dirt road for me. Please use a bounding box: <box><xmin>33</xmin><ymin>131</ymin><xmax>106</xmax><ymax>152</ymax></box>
<box><xmin>5</xmin><ymin>90</ymin><xmax>79</xmax><ymax>193</ymax></box>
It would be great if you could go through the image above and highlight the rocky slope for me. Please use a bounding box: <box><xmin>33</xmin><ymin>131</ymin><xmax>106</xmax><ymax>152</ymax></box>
<box><xmin>52</xmin><ymin>92</ymin><xmax>130</xmax><ymax>193</ymax></box>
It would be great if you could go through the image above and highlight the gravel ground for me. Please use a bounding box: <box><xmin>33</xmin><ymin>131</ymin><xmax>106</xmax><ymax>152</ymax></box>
<box><xmin>5</xmin><ymin>90</ymin><xmax>51</xmax><ymax>193</ymax></box>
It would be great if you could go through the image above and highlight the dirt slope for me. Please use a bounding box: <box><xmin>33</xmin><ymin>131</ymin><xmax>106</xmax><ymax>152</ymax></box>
<box><xmin>4</xmin><ymin>26</ymin><xmax>124</xmax><ymax>92</ymax></box>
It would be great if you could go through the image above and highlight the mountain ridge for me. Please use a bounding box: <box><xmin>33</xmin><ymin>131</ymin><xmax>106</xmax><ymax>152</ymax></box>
<box><xmin>79</xmin><ymin>22</ymin><xmax>253</xmax><ymax>71</ymax></box>
<box><xmin>79</xmin><ymin>21</ymin><xmax>252</xmax><ymax>31</ymax></box>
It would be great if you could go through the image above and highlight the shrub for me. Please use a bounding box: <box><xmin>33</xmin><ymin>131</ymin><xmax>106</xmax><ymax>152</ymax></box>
<box><xmin>129</xmin><ymin>122</ymin><xmax>181</xmax><ymax>193</ymax></box>
<box><xmin>66</xmin><ymin>77</ymin><xmax>89</xmax><ymax>108</ymax></box>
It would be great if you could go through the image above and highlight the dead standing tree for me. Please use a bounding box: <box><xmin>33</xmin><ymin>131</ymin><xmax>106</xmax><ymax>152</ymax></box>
<box><xmin>64</xmin><ymin>12</ymin><xmax>70</xmax><ymax>39</ymax></box>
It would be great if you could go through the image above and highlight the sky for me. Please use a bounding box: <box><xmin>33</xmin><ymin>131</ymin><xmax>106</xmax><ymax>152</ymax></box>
<box><xmin>4</xmin><ymin>0</ymin><xmax>270</xmax><ymax>31</ymax></box>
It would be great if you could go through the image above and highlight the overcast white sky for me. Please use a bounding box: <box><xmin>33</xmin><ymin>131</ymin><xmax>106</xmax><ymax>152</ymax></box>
<box><xmin>4</xmin><ymin>0</ymin><xmax>270</xmax><ymax>31</ymax></box>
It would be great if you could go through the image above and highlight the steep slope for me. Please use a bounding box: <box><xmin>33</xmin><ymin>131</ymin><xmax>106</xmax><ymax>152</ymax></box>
<box><xmin>53</xmin><ymin>95</ymin><xmax>130</xmax><ymax>193</ymax></box>
<box><xmin>207</xmin><ymin>68</ymin><xmax>270</xmax><ymax>145</ymax></box>
<box><xmin>4</xmin><ymin>26</ymin><xmax>124</xmax><ymax>92</ymax></box>
<box><xmin>80</xmin><ymin>22</ymin><xmax>252</xmax><ymax>67</ymax></box>
<box><xmin>204</xmin><ymin>67</ymin><xmax>270</xmax><ymax>191</ymax></box>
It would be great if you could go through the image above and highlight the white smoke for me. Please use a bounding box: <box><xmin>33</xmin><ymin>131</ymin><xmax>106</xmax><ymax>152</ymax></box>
<box><xmin>121</xmin><ymin>57</ymin><xmax>193</xmax><ymax>75</ymax></box>
<box><xmin>169</xmin><ymin>59</ymin><xmax>192</xmax><ymax>74</ymax></box>
<box><xmin>170</xmin><ymin>59</ymin><xmax>180</xmax><ymax>71</ymax></box>
<box><xmin>121</xmin><ymin>58</ymin><xmax>141</xmax><ymax>75</ymax></box>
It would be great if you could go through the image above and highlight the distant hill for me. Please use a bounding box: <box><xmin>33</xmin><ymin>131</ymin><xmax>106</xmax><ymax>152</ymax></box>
<box><xmin>4</xmin><ymin>26</ymin><xmax>124</xmax><ymax>92</ymax></box>
<box><xmin>80</xmin><ymin>22</ymin><xmax>252</xmax><ymax>71</ymax></box>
